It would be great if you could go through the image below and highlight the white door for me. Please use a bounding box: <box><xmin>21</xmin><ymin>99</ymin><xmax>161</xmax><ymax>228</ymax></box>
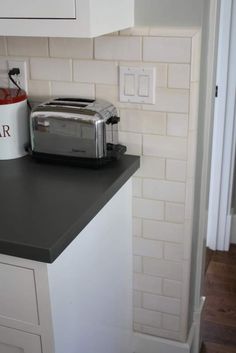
<box><xmin>207</xmin><ymin>0</ymin><xmax>236</xmax><ymax>250</ymax></box>
<box><xmin>0</xmin><ymin>326</ymin><xmax>42</xmax><ymax>353</ymax></box>
<box><xmin>0</xmin><ymin>0</ymin><xmax>76</xmax><ymax>19</ymax></box>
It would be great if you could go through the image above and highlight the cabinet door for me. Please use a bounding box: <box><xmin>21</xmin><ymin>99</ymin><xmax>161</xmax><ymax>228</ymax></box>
<box><xmin>0</xmin><ymin>0</ymin><xmax>76</xmax><ymax>19</ymax></box>
<box><xmin>0</xmin><ymin>326</ymin><xmax>42</xmax><ymax>353</ymax></box>
<box><xmin>0</xmin><ymin>263</ymin><xmax>39</xmax><ymax>325</ymax></box>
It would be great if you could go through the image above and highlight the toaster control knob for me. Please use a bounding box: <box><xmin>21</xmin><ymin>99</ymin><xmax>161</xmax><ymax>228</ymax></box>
<box><xmin>106</xmin><ymin>116</ymin><xmax>120</xmax><ymax>125</ymax></box>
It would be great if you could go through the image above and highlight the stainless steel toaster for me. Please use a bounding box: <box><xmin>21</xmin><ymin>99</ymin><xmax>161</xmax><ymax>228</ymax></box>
<box><xmin>29</xmin><ymin>97</ymin><xmax>126</xmax><ymax>166</ymax></box>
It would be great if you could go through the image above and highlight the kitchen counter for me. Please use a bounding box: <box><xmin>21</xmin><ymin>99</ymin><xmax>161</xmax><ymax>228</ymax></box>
<box><xmin>0</xmin><ymin>155</ymin><xmax>139</xmax><ymax>263</ymax></box>
<box><xmin>0</xmin><ymin>154</ymin><xmax>137</xmax><ymax>353</ymax></box>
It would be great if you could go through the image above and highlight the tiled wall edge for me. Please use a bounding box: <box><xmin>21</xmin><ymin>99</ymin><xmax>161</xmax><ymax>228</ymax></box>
<box><xmin>178</xmin><ymin>28</ymin><xmax>201</xmax><ymax>342</ymax></box>
<box><xmin>120</xmin><ymin>26</ymin><xmax>201</xmax><ymax>38</ymax></box>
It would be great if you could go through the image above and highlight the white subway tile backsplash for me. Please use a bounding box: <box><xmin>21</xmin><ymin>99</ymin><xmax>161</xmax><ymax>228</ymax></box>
<box><xmin>73</xmin><ymin>60</ymin><xmax>118</xmax><ymax>84</ymax></box>
<box><xmin>132</xmin><ymin>177</ymin><xmax>142</xmax><ymax>197</ymax></box>
<box><xmin>120</xmin><ymin>110</ymin><xmax>166</xmax><ymax>135</ymax></box>
<box><xmin>163</xmin><ymin>279</ymin><xmax>182</xmax><ymax>299</ymax></box>
<box><xmin>134</xmin><ymin>308</ymin><xmax>162</xmax><ymax>328</ymax></box>
<box><xmin>166</xmin><ymin>159</ymin><xmax>187</xmax><ymax>182</ymax></box>
<box><xmin>187</xmin><ymin>130</ymin><xmax>197</xmax><ymax>178</ymax></box>
<box><xmin>149</xmin><ymin>27</ymin><xmax>199</xmax><ymax>37</ymax></box>
<box><xmin>141</xmin><ymin>325</ymin><xmax>181</xmax><ymax>340</ymax></box>
<box><xmin>118</xmin><ymin>131</ymin><xmax>142</xmax><ymax>155</ymax></box>
<box><xmin>168</xmin><ymin>64</ymin><xmax>190</xmax><ymax>89</ymax></box>
<box><xmin>0</xmin><ymin>59</ymin><xmax>8</xmax><ymax>87</ymax></box>
<box><xmin>181</xmin><ymin>260</ymin><xmax>191</xmax><ymax>306</ymax></box>
<box><xmin>143</xmin><ymin>37</ymin><xmax>191</xmax><ymax>63</ymax></box>
<box><xmin>143</xmin><ymin>220</ymin><xmax>184</xmax><ymax>243</ymax></box>
<box><xmin>133</xmin><ymin>218</ymin><xmax>142</xmax><ymax>237</ymax></box>
<box><xmin>189</xmin><ymin>82</ymin><xmax>199</xmax><ymax>131</ymax></box>
<box><xmin>105</xmin><ymin>31</ymin><xmax>119</xmax><ymax>36</ymax></box>
<box><xmin>49</xmin><ymin>38</ymin><xmax>93</xmax><ymax>59</ymax></box>
<box><xmin>183</xmin><ymin>220</ymin><xmax>193</xmax><ymax>260</ymax></box>
<box><xmin>165</xmin><ymin>203</ymin><xmax>185</xmax><ymax>224</ymax></box>
<box><xmin>163</xmin><ymin>314</ymin><xmax>180</xmax><ymax>331</ymax></box>
<box><xmin>95</xmin><ymin>36</ymin><xmax>142</xmax><ymax>61</ymax></box>
<box><xmin>30</xmin><ymin>58</ymin><xmax>72</xmax><ymax>81</ymax></box>
<box><xmin>28</xmin><ymin>80</ymin><xmax>51</xmax><ymax>98</ymax></box>
<box><xmin>7</xmin><ymin>37</ymin><xmax>49</xmax><ymax>57</ymax></box>
<box><xmin>185</xmin><ymin>179</ymin><xmax>195</xmax><ymax>220</ymax></box>
<box><xmin>143</xmin><ymin>179</ymin><xmax>185</xmax><ymax>203</ymax></box>
<box><xmin>167</xmin><ymin>113</ymin><xmax>188</xmax><ymax>137</ymax></box>
<box><xmin>51</xmin><ymin>81</ymin><xmax>95</xmax><ymax>98</ymax></box>
<box><xmin>134</xmin><ymin>273</ymin><xmax>162</xmax><ymax>294</ymax></box>
<box><xmin>144</xmin><ymin>88</ymin><xmax>189</xmax><ymax>114</ymax></box>
<box><xmin>133</xmin><ymin>238</ymin><xmax>163</xmax><ymax>258</ymax></box>
<box><xmin>135</xmin><ymin>156</ymin><xmax>165</xmax><ymax>179</ymax></box>
<box><xmin>133</xmin><ymin>256</ymin><xmax>142</xmax><ymax>273</ymax></box>
<box><xmin>133</xmin><ymin>323</ymin><xmax>142</xmax><ymax>332</ymax></box>
<box><xmin>143</xmin><ymin>135</ymin><xmax>187</xmax><ymax>160</ymax></box>
<box><xmin>155</xmin><ymin>63</ymin><xmax>168</xmax><ymax>88</ymax></box>
<box><xmin>164</xmin><ymin>243</ymin><xmax>183</xmax><ymax>262</ymax></box>
<box><xmin>191</xmin><ymin>31</ymin><xmax>201</xmax><ymax>82</ymax></box>
<box><xmin>120</xmin><ymin>27</ymin><xmax>150</xmax><ymax>36</ymax></box>
<box><xmin>133</xmin><ymin>291</ymin><xmax>142</xmax><ymax>308</ymax></box>
<box><xmin>96</xmin><ymin>84</ymin><xmax>118</xmax><ymax>105</ymax></box>
<box><xmin>143</xmin><ymin>258</ymin><xmax>182</xmax><ymax>281</ymax></box>
<box><xmin>143</xmin><ymin>293</ymin><xmax>181</xmax><ymax>315</ymax></box>
<box><xmin>133</xmin><ymin>198</ymin><xmax>164</xmax><ymax>221</ymax></box>
<box><xmin>0</xmin><ymin>37</ymin><xmax>7</xmax><ymax>56</ymax></box>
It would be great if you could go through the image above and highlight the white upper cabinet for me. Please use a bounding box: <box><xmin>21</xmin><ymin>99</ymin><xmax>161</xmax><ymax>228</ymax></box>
<box><xmin>0</xmin><ymin>0</ymin><xmax>76</xmax><ymax>19</ymax></box>
<box><xmin>0</xmin><ymin>0</ymin><xmax>134</xmax><ymax>37</ymax></box>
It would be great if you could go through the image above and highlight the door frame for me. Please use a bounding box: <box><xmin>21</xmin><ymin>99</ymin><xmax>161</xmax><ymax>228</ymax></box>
<box><xmin>193</xmin><ymin>0</ymin><xmax>220</xmax><ymax>325</ymax></box>
<box><xmin>206</xmin><ymin>0</ymin><xmax>235</xmax><ymax>251</ymax></box>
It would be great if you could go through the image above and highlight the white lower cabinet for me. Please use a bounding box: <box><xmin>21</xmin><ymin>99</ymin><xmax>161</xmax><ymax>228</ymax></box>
<box><xmin>0</xmin><ymin>326</ymin><xmax>42</xmax><ymax>353</ymax></box>
<box><xmin>0</xmin><ymin>263</ymin><xmax>39</xmax><ymax>325</ymax></box>
<box><xmin>0</xmin><ymin>181</ymin><xmax>133</xmax><ymax>353</ymax></box>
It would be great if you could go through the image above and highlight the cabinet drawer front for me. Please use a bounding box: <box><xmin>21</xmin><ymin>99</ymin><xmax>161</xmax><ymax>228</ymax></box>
<box><xmin>0</xmin><ymin>0</ymin><xmax>76</xmax><ymax>19</ymax></box>
<box><xmin>0</xmin><ymin>325</ymin><xmax>42</xmax><ymax>353</ymax></box>
<box><xmin>0</xmin><ymin>263</ymin><xmax>39</xmax><ymax>325</ymax></box>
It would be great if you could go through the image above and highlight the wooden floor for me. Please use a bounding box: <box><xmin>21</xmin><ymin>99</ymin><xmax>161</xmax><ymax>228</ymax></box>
<box><xmin>201</xmin><ymin>245</ymin><xmax>236</xmax><ymax>353</ymax></box>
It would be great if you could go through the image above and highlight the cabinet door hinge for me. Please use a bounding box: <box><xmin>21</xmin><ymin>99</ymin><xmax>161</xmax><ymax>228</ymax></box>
<box><xmin>215</xmin><ymin>85</ymin><xmax>218</xmax><ymax>98</ymax></box>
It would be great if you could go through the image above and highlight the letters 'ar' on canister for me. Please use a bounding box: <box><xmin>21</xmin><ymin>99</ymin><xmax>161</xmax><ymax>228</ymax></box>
<box><xmin>0</xmin><ymin>88</ymin><xmax>28</xmax><ymax>160</ymax></box>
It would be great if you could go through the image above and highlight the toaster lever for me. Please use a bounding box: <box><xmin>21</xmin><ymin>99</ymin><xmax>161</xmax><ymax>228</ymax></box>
<box><xmin>106</xmin><ymin>116</ymin><xmax>120</xmax><ymax>125</ymax></box>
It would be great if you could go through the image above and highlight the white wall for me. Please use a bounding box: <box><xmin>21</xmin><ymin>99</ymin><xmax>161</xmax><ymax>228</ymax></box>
<box><xmin>135</xmin><ymin>0</ymin><xmax>204</xmax><ymax>26</ymax></box>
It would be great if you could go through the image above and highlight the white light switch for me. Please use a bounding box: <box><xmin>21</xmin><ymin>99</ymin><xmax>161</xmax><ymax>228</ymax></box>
<box><xmin>139</xmin><ymin>75</ymin><xmax>149</xmax><ymax>97</ymax></box>
<box><xmin>119</xmin><ymin>66</ymin><xmax>156</xmax><ymax>104</ymax></box>
<box><xmin>124</xmin><ymin>74</ymin><xmax>135</xmax><ymax>96</ymax></box>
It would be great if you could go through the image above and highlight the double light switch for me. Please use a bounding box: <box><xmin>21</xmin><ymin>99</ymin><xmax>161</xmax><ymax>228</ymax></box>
<box><xmin>119</xmin><ymin>66</ymin><xmax>156</xmax><ymax>104</ymax></box>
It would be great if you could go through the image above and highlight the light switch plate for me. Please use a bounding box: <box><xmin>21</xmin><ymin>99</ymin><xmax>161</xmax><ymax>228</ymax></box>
<box><xmin>119</xmin><ymin>66</ymin><xmax>156</xmax><ymax>104</ymax></box>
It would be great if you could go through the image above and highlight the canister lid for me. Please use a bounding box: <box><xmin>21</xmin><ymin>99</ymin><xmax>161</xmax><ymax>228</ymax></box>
<box><xmin>0</xmin><ymin>87</ymin><xmax>27</xmax><ymax>105</ymax></box>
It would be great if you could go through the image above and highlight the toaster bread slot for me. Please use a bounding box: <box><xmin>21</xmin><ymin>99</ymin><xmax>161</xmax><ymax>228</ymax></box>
<box><xmin>45</xmin><ymin>102</ymin><xmax>88</xmax><ymax>108</ymax></box>
<box><xmin>54</xmin><ymin>98</ymin><xmax>95</xmax><ymax>103</ymax></box>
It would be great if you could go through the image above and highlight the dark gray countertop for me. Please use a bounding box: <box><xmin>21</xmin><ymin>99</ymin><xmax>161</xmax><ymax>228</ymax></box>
<box><xmin>0</xmin><ymin>155</ymin><xmax>139</xmax><ymax>263</ymax></box>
